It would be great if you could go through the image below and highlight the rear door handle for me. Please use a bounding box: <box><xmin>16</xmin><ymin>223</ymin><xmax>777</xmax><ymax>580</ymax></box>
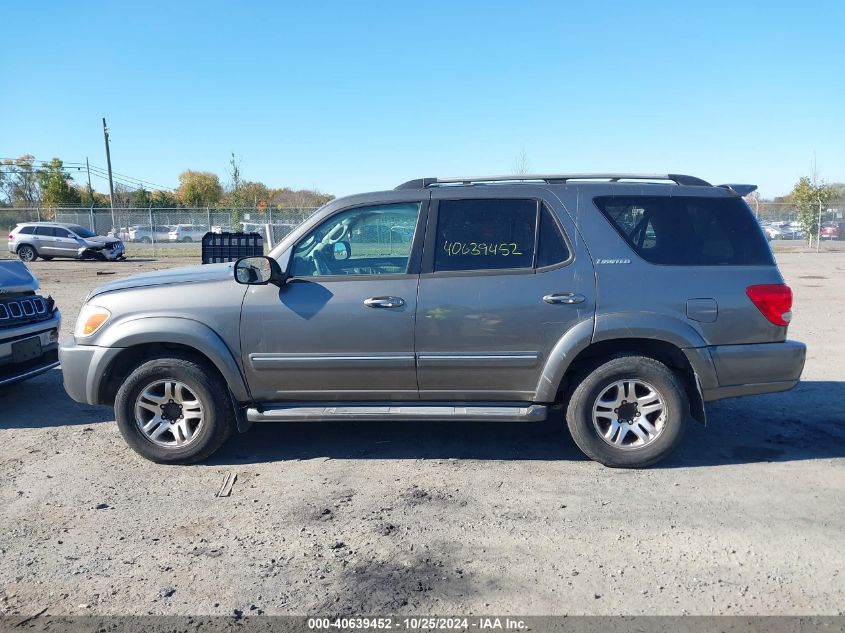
<box><xmin>543</xmin><ymin>292</ymin><xmax>585</xmax><ymax>305</ymax></box>
<box><xmin>364</xmin><ymin>296</ymin><xmax>405</xmax><ymax>309</ymax></box>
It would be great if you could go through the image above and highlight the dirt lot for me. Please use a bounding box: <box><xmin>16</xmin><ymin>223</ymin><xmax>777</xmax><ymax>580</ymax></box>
<box><xmin>1</xmin><ymin>254</ymin><xmax>844</xmax><ymax>617</ymax></box>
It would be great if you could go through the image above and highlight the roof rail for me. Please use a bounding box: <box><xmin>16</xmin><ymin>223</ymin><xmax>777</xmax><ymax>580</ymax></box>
<box><xmin>395</xmin><ymin>173</ymin><xmax>712</xmax><ymax>190</ymax></box>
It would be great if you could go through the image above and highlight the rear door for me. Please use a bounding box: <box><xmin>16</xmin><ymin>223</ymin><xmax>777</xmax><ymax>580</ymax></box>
<box><xmin>32</xmin><ymin>226</ymin><xmax>58</xmax><ymax>255</ymax></box>
<box><xmin>415</xmin><ymin>188</ymin><xmax>595</xmax><ymax>402</ymax></box>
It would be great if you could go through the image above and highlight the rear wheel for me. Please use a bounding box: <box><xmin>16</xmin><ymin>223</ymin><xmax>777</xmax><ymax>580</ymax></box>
<box><xmin>140</xmin><ymin>236</ymin><xmax>152</xmax><ymax>243</ymax></box>
<box><xmin>181</xmin><ymin>237</ymin><xmax>193</xmax><ymax>243</ymax></box>
<box><xmin>565</xmin><ymin>355</ymin><xmax>687</xmax><ymax>468</ymax></box>
<box><xmin>17</xmin><ymin>245</ymin><xmax>38</xmax><ymax>262</ymax></box>
<box><xmin>115</xmin><ymin>356</ymin><xmax>235</xmax><ymax>464</ymax></box>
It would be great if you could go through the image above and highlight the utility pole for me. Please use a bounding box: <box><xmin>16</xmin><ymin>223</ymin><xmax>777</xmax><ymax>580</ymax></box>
<box><xmin>85</xmin><ymin>157</ymin><xmax>93</xmax><ymax>203</ymax></box>
<box><xmin>102</xmin><ymin>118</ymin><xmax>116</xmax><ymax>230</ymax></box>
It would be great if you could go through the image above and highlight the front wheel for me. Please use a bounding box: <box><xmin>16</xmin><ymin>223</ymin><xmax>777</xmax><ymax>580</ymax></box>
<box><xmin>565</xmin><ymin>355</ymin><xmax>688</xmax><ymax>468</ymax></box>
<box><xmin>115</xmin><ymin>356</ymin><xmax>236</xmax><ymax>463</ymax></box>
<box><xmin>17</xmin><ymin>245</ymin><xmax>38</xmax><ymax>262</ymax></box>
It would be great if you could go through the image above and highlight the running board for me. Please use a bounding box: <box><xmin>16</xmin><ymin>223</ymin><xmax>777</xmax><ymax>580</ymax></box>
<box><xmin>245</xmin><ymin>403</ymin><xmax>547</xmax><ymax>423</ymax></box>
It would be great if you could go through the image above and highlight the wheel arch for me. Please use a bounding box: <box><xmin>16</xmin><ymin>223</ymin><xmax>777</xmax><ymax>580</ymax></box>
<box><xmin>537</xmin><ymin>313</ymin><xmax>709</xmax><ymax>424</ymax></box>
<box><xmin>93</xmin><ymin>317</ymin><xmax>251</xmax><ymax>407</ymax></box>
<box><xmin>559</xmin><ymin>338</ymin><xmax>706</xmax><ymax>424</ymax></box>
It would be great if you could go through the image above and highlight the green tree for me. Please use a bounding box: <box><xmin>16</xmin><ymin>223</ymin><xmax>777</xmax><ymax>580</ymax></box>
<box><xmin>226</xmin><ymin>152</ymin><xmax>245</xmax><ymax>225</ymax></box>
<box><xmin>2</xmin><ymin>155</ymin><xmax>40</xmax><ymax>205</ymax></box>
<box><xmin>37</xmin><ymin>158</ymin><xmax>81</xmax><ymax>207</ymax></box>
<box><xmin>131</xmin><ymin>187</ymin><xmax>151</xmax><ymax>207</ymax></box>
<box><xmin>178</xmin><ymin>170</ymin><xmax>222</xmax><ymax>207</ymax></box>
<box><xmin>790</xmin><ymin>177</ymin><xmax>834</xmax><ymax>245</ymax></box>
<box><xmin>150</xmin><ymin>189</ymin><xmax>179</xmax><ymax>208</ymax></box>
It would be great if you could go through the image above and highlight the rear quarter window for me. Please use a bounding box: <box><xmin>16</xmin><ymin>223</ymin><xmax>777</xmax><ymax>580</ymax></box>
<box><xmin>594</xmin><ymin>195</ymin><xmax>774</xmax><ymax>266</ymax></box>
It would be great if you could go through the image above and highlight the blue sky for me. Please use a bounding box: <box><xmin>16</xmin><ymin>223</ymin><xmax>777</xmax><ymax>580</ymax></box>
<box><xmin>2</xmin><ymin>1</ymin><xmax>843</xmax><ymax>198</ymax></box>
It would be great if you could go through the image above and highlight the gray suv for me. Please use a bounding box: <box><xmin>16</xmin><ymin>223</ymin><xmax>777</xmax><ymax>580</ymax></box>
<box><xmin>58</xmin><ymin>174</ymin><xmax>806</xmax><ymax>467</ymax></box>
<box><xmin>9</xmin><ymin>222</ymin><xmax>125</xmax><ymax>261</ymax></box>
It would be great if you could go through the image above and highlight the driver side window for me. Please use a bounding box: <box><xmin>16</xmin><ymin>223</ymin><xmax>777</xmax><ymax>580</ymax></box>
<box><xmin>290</xmin><ymin>202</ymin><xmax>421</xmax><ymax>277</ymax></box>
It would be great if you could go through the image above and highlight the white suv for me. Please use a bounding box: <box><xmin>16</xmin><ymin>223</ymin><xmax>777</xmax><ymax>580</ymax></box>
<box><xmin>168</xmin><ymin>224</ymin><xmax>209</xmax><ymax>243</ymax></box>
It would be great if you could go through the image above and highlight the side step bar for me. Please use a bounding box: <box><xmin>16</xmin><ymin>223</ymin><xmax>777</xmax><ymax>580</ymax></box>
<box><xmin>245</xmin><ymin>403</ymin><xmax>547</xmax><ymax>423</ymax></box>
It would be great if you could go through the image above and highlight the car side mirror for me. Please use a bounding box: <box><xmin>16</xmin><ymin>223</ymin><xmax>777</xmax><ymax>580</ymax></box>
<box><xmin>234</xmin><ymin>256</ymin><xmax>288</xmax><ymax>287</ymax></box>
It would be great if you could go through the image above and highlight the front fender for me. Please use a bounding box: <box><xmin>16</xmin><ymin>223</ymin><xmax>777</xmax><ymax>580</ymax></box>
<box><xmin>95</xmin><ymin>316</ymin><xmax>251</xmax><ymax>402</ymax></box>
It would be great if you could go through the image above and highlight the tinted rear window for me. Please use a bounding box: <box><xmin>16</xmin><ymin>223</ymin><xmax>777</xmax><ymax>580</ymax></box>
<box><xmin>594</xmin><ymin>196</ymin><xmax>774</xmax><ymax>266</ymax></box>
<box><xmin>17</xmin><ymin>225</ymin><xmax>35</xmax><ymax>234</ymax></box>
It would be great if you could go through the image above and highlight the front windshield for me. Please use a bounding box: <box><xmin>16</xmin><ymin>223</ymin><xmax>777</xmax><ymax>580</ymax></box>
<box><xmin>69</xmin><ymin>225</ymin><xmax>97</xmax><ymax>238</ymax></box>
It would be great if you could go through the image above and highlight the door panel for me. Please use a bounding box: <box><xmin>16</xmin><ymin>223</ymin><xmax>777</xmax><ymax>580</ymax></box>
<box><xmin>240</xmin><ymin>197</ymin><xmax>428</xmax><ymax>402</ymax></box>
<box><xmin>241</xmin><ymin>278</ymin><xmax>419</xmax><ymax>401</ymax></box>
<box><xmin>415</xmin><ymin>189</ymin><xmax>595</xmax><ymax>401</ymax></box>
<box><xmin>53</xmin><ymin>228</ymin><xmax>81</xmax><ymax>257</ymax></box>
<box><xmin>33</xmin><ymin>228</ymin><xmax>58</xmax><ymax>255</ymax></box>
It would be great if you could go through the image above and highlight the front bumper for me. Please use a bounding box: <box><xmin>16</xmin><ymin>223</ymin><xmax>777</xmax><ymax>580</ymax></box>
<box><xmin>59</xmin><ymin>337</ymin><xmax>122</xmax><ymax>404</ymax></box>
<box><xmin>77</xmin><ymin>242</ymin><xmax>126</xmax><ymax>261</ymax></box>
<box><xmin>684</xmin><ymin>340</ymin><xmax>806</xmax><ymax>402</ymax></box>
<box><xmin>0</xmin><ymin>311</ymin><xmax>62</xmax><ymax>387</ymax></box>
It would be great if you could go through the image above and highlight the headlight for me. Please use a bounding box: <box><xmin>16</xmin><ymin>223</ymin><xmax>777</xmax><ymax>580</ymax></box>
<box><xmin>75</xmin><ymin>305</ymin><xmax>111</xmax><ymax>338</ymax></box>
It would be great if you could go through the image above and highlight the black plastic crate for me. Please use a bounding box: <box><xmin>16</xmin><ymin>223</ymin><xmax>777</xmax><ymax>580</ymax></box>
<box><xmin>201</xmin><ymin>231</ymin><xmax>264</xmax><ymax>264</ymax></box>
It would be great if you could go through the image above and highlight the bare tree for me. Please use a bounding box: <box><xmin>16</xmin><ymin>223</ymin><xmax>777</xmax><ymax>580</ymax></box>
<box><xmin>512</xmin><ymin>148</ymin><xmax>530</xmax><ymax>176</ymax></box>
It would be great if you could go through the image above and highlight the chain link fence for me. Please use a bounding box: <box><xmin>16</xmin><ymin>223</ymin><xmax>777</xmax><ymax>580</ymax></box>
<box><xmin>747</xmin><ymin>201</ymin><xmax>845</xmax><ymax>251</ymax></box>
<box><xmin>1</xmin><ymin>206</ymin><xmax>319</xmax><ymax>258</ymax></box>
<box><xmin>2</xmin><ymin>201</ymin><xmax>845</xmax><ymax>259</ymax></box>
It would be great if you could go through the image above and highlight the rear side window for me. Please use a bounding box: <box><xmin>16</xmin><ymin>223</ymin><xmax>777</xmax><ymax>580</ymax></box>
<box><xmin>34</xmin><ymin>226</ymin><xmax>52</xmax><ymax>236</ymax></box>
<box><xmin>594</xmin><ymin>196</ymin><xmax>774</xmax><ymax>266</ymax></box>
<box><xmin>17</xmin><ymin>225</ymin><xmax>35</xmax><ymax>235</ymax></box>
<box><xmin>433</xmin><ymin>199</ymin><xmax>572</xmax><ymax>272</ymax></box>
<box><xmin>434</xmin><ymin>199</ymin><xmax>537</xmax><ymax>272</ymax></box>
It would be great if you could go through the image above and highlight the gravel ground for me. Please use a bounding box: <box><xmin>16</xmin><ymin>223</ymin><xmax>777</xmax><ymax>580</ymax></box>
<box><xmin>1</xmin><ymin>253</ymin><xmax>844</xmax><ymax>617</ymax></box>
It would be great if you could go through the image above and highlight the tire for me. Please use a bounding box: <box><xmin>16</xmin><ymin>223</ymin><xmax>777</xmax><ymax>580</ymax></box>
<box><xmin>140</xmin><ymin>237</ymin><xmax>152</xmax><ymax>243</ymax></box>
<box><xmin>114</xmin><ymin>356</ymin><xmax>236</xmax><ymax>464</ymax></box>
<box><xmin>17</xmin><ymin>245</ymin><xmax>38</xmax><ymax>262</ymax></box>
<box><xmin>565</xmin><ymin>355</ymin><xmax>688</xmax><ymax>468</ymax></box>
<box><xmin>181</xmin><ymin>237</ymin><xmax>193</xmax><ymax>243</ymax></box>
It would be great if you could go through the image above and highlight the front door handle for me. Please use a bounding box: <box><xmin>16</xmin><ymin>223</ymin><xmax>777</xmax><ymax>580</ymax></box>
<box><xmin>364</xmin><ymin>296</ymin><xmax>405</xmax><ymax>309</ymax></box>
<box><xmin>543</xmin><ymin>292</ymin><xmax>585</xmax><ymax>305</ymax></box>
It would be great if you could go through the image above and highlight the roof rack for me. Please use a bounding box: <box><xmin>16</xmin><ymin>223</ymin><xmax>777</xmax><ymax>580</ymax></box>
<box><xmin>395</xmin><ymin>173</ymin><xmax>712</xmax><ymax>190</ymax></box>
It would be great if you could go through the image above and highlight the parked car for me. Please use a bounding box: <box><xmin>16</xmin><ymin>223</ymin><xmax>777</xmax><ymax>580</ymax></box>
<box><xmin>0</xmin><ymin>260</ymin><xmax>61</xmax><ymax>387</ymax></box>
<box><xmin>110</xmin><ymin>227</ymin><xmax>132</xmax><ymax>241</ymax></box>
<box><xmin>8</xmin><ymin>222</ymin><xmax>125</xmax><ymax>261</ymax></box>
<box><xmin>168</xmin><ymin>224</ymin><xmax>209</xmax><ymax>243</ymax></box>
<box><xmin>764</xmin><ymin>225</ymin><xmax>804</xmax><ymax>240</ymax></box>
<box><xmin>821</xmin><ymin>222</ymin><xmax>844</xmax><ymax>240</ymax></box>
<box><xmin>128</xmin><ymin>225</ymin><xmax>173</xmax><ymax>243</ymax></box>
<box><xmin>59</xmin><ymin>173</ymin><xmax>805</xmax><ymax>468</ymax></box>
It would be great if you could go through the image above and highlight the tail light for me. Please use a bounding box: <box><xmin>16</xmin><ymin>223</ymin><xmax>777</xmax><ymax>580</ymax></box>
<box><xmin>8</xmin><ymin>235</ymin><xmax>12</xmax><ymax>240</ymax></box>
<box><xmin>746</xmin><ymin>284</ymin><xmax>792</xmax><ymax>326</ymax></box>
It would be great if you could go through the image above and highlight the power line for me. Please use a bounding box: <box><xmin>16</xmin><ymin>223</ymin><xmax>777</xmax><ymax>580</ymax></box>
<box><xmin>0</xmin><ymin>157</ymin><xmax>176</xmax><ymax>191</ymax></box>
